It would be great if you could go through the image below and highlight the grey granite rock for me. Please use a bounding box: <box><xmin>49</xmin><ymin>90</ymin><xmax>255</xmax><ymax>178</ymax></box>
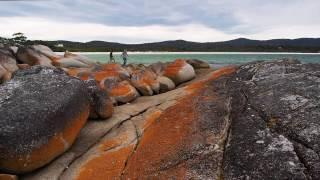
<box><xmin>84</xmin><ymin>79</ymin><xmax>113</xmax><ymax>119</ymax></box>
<box><xmin>0</xmin><ymin>66</ymin><xmax>90</xmax><ymax>174</ymax></box>
<box><xmin>224</xmin><ymin>59</ymin><xmax>320</xmax><ymax>179</ymax></box>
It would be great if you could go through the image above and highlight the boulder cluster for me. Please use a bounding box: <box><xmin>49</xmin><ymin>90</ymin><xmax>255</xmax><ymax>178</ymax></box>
<box><xmin>0</xmin><ymin>45</ymin><xmax>209</xmax><ymax>175</ymax></box>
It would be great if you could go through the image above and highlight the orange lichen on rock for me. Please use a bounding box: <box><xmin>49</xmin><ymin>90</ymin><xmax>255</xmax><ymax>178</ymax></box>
<box><xmin>109</xmin><ymin>81</ymin><xmax>132</xmax><ymax>97</ymax></box>
<box><xmin>1</xmin><ymin>107</ymin><xmax>90</xmax><ymax>173</ymax></box>
<box><xmin>163</xmin><ymin>59</ymin><xmax>186</xmax><ymax>77</ymax></box>
<box><xmin>186</xmin><ymin>66</ymin><xmax>236</xmax><ymax>92</ymax></box>
<box><xmin>99</xmin><ymin>63</ymin><xmax>122</xmax><ymax>71</ymax></box>
<box><xmin>76</xmin><ymin>144</ymin><xmax>135</xmax><ymax>180</ymax></box>
<box><xmin>92</xmin><ymin>71</ymin><xmax>119</xmax><ymax>82</ymax></box>
<box><xmin>122</xmin><ymin>95</ymin><xmax>197</xmax><ymax>178</ymax></box>
<box><xmin>143</xmin><ymin>110</ymin><xmax>162</xmax><ymax>130</ymax></box>
<box><xmin>66</xmin><ymin>68</ymin><xmax>91</xmax><ymax>78</ymax></box>
<box><xmin>66</xmin><ymin>68</ymin><xmax>80</xmax><ymax>77</ymax></box>
<box><xmin>208</xmin><ymin>66</ymin><xmax>236</xmax><ymax>81</ymax></box>
<box><xmin>99</xmin><ymin>133</ymin><xmax>129</xmax><ymax>152</ymax></box>
<box><xmin>135</xmin><ymin>70</ymin><xmax>157</xmax><ymax>84</ymax></box>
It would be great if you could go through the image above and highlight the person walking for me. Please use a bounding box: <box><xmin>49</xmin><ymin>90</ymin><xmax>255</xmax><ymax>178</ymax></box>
<box><xmin>109</xmin><ymin>50</ymin><xmax>115</xmax><ymax>63</ymax></box>
<box><xmin>121</xmin><ymin>49</ymin><xmax>128</xmax><ymax>66</ymax></box>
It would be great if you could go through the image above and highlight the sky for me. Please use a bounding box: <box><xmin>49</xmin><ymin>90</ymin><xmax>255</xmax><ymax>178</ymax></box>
<box><xmin>0</xmin><ymin>0</ymin><xmax>319</xmax><ymax>43</ymax></box>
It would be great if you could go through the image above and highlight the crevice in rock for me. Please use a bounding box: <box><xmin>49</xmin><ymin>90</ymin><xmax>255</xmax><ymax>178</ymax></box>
<box><xmin>55</xmin><ymin>88</ymin><xmax>187</xmax><ymax>179</ymax></box>
<box><xmin>57</xmin><ymin>105</ymin><xmax>154</xmax><ymax>179</ymax></box>
<box><xmin>56</xmin><ymin>118</ymin><xmax>130</xmax><ymax>179</ymax></box>
<box><xmin>239</xmin><ymin>89</ymin><xmax>312</xmax><ymax>179</ymax></box>
<box><xmin>218</xmin><ymin>98</ymin><xmax>234</xmax><ymax>180</ymax></box>
<box><xmin>292</xmin><ymin>142</ymin><xmax>311</xmax><ymax>179</ymax></box>
<box><xmin>120</xmin><ymin>120</ymin><xmax>140</xmax><ymax>177</ymax></box>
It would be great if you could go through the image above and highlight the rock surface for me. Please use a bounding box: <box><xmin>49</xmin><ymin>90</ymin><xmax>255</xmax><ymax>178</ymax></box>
<box><xmin>0</xmin><ymin>66</ymin><xmax>90</xmax><ymax>174</ymax></box>
<box><xmin>84</xmin><ymin>79</ymin><xmax>113</xmax><ymax>119</ymax></box>
<box><xmin>156</xmin><ymin>76</ymin><xmax>176</xmax><ymax>93</ymax></box>
<box><xmin>64</xmin><ymin>51</ymin><xmax>95</xmax><ymax>66</ymax></box>
<box><xmin>186</xmin><ymin>59</ymin><xmax>210</xmax><ymax>69</ymax></box>
<box><xmin>0</xmin><ymin>174</ymin><xmax>18</xmax><ymax>180</ymax></box>
<box><xmin>108</xmin><ymin>80</ymin><xmax>139</xmax><ymax>104</ymax></box>
<box><xmin>6</xmin><ymin>59</ymin><xmax>320</xmax><ymax>179</ymax></box>
<box><xmin>0</xmin><ymin>48</ymin><xmax>19</xmax><ymax>83</ymax></box>
<box><xmin>16</xmin><ymin>46</ymin><xmax>54</xmax><ymax>67</ymax></box>
<box><xmin>163</xmin><ymin>59</ymin><xmax>196</xmax><ymax>85</ymax></box>
<box><xmin>224</xmin><ymin>59</ymin><xmax>320</xmax><ymax>179</ymax></box>
<box><xmin>130</xmin><ymin>69</ymin><xmax>159</xmax><ymax>96</ymax></box>
<box><xmin>31</xmin><ymin>45</ymin><xmax>61</xmax><ymax>61</ymax></box>
<box><xmin>53</xmin><ymin>57</ymin><xmax>91</xmax><ymax>68</ymax></box>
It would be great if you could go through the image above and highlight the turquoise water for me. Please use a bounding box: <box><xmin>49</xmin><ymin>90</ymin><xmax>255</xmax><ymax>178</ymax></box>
<box><xmin>80</xmin><ymin>52</ymin><xmax>320</xmax><ymax>65</ymax></box>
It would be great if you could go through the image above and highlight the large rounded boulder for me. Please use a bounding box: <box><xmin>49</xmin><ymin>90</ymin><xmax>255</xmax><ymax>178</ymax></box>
<box><xmin>156</xmin><ymin>76</ymin><xmax>176</xmax><ymax>93</ymax></box>
<box><xmin>186</xmin><ymin>59</ymin><xmax>210</xmax><ymax>69</ymax></box>
<box><xmin>148</xmin><ymin>62</ymin><xmax>167</xmax><ymax>75</ymax></box>
<box><xmin>163</xmin><ymin>59</ymin><xmax>195</xmax><ymax>85</ymax></box>
<box><xmin>0</xmin><ymin>66</ymin><xmax>91</xmax><ymax>174</ymax></box>
<box><xmin>31</xmin><ymin>45</ymin><xmax>61</xmax><ymax>61</ymax></box>
<box><xmin>64</xmin><ymin>51</ymin><xmax>95</xmax><ymax>66</ymax></box>
<box><xmin>0</xmin><ymin>48</ymin><xmax>19</xmax><ymax>83</ymax></box>
<box><xmin>52</xmin><ymin>57</ymin><xmax>92</xmax><ymax>68</ymax></box>
<box><xmin>16</xmin><ymin>46</ymin><xmax>54</xmax><ymax>67</ymax></box>
<box><xmin>79</xmin><ymin>63</ymin><xmax>130</xmax><ymax>83</ymax></box>
<box><xmin>130</xmin><ymin>69</ymin><xmax>160</xmax><ymax>96</ymax></box>
<box><xmin>104</xmin><ymin>80</ymin><xmax>139</xmax><ymax>104</ymax></box>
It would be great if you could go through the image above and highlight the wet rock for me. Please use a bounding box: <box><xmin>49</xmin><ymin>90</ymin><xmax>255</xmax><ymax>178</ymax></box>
<box><xmin>16</xmin><ymin>46</ymin><xmax>54</xmax><ymax>67</ymax></box>
<box><xmin>0</xmin><ymin>66</ymin><xmax>90</xmax><ymax>174</ymax></box>
<box><xmin>186</xmin><ymin>59</ymin><xmax>210</xmax><ymax>69</ymax></box>
<box><xmin>156</xmin><ymin>76</ymin><xmax>175</xmax><ymax>93</ymax></box>
<box><xmin>163</xmin><ymin>59</ymin><xmax>195</xmax><ymax>85</ymax></box>
<box><xmin>224</xmin><ymin>59</ymin><xmax>320</xmax><ymax>179</ymax></box>
<box><xmin>0</xmin><ymin>48</ymin><xmax>19</xmax><ymax>83</ymax></box>
<box><xmin>130</xmin><ymin>69</ymin><xmax>160</xmax><ymax>96</ymax></box>
<box><xmin>84</xmin><ymin>79</ymin><xmax>113</xmax><ymax>119</ymax></box>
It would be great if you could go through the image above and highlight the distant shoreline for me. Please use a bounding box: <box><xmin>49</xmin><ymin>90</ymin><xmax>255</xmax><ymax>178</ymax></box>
<box><xmin>55</xmin><ymin>52</ymin><xmax>320</xmax><ymax>55</ymax></box>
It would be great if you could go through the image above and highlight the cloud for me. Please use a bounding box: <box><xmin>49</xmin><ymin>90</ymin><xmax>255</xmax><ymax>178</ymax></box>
<box><xmin>0</xmin><ymin>0</ymin><xmax>319</xmax><ymax>42</ymax></box>
<box><xmin>0</xmin><ymin>17</ymin><xmax>242</xmax><ymax>43</ymax></box>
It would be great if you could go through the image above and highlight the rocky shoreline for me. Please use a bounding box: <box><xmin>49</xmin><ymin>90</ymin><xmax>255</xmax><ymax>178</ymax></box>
<box><xmin>0</xmin><ymin>45</ymin><xmax>319</xmax><ymax>179</ymax></box>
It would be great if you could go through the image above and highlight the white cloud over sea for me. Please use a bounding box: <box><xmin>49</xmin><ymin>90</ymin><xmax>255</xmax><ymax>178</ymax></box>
<box><xmin>0</xmin><ymin>0</ymin><xmax>319</xmax><ymax>43</ymax></box>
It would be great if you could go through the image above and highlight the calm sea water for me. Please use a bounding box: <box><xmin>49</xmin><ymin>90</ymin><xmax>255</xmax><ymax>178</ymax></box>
<box><xmin>74</xmin><ymin>52</ymin><xmax>320</xmax><ymax>65</ymax></box>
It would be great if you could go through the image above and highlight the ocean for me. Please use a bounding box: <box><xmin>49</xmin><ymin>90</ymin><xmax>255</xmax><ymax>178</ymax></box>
<box><xmin>67</xmin><ymin>52</ymin><xmax>320</xmax><ymax>66</ymax></box>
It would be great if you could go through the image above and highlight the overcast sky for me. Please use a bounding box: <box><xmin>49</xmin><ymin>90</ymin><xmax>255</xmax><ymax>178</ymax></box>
<box><xmin>0</xmin><ymin>0</ymin><xmax>319</xmax><ymax>43</ymax></box>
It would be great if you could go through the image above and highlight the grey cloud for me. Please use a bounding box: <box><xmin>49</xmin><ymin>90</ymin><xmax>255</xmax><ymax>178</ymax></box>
<box><xmin>0</xmin><ymin>0</ymin><xmax>319</xmax><ymax>34</ymax></box>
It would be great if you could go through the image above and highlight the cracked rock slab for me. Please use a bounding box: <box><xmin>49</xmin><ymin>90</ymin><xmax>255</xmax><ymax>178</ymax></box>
<box><xmin>224</xmin><ymin>59</ymin><xmax>320</xmax><ymax>179</ymax></box>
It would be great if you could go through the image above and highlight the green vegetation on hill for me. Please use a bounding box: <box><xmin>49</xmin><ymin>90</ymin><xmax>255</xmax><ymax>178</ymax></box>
<box><xmin>36</xmin><ymin>38</ymin><xmax>320</xmax><ymax>52</ymax></box>
<box><xmin>1</xmin><ymin>33</ymin><xmax>320</xmax><ymax>52</ymax></box>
